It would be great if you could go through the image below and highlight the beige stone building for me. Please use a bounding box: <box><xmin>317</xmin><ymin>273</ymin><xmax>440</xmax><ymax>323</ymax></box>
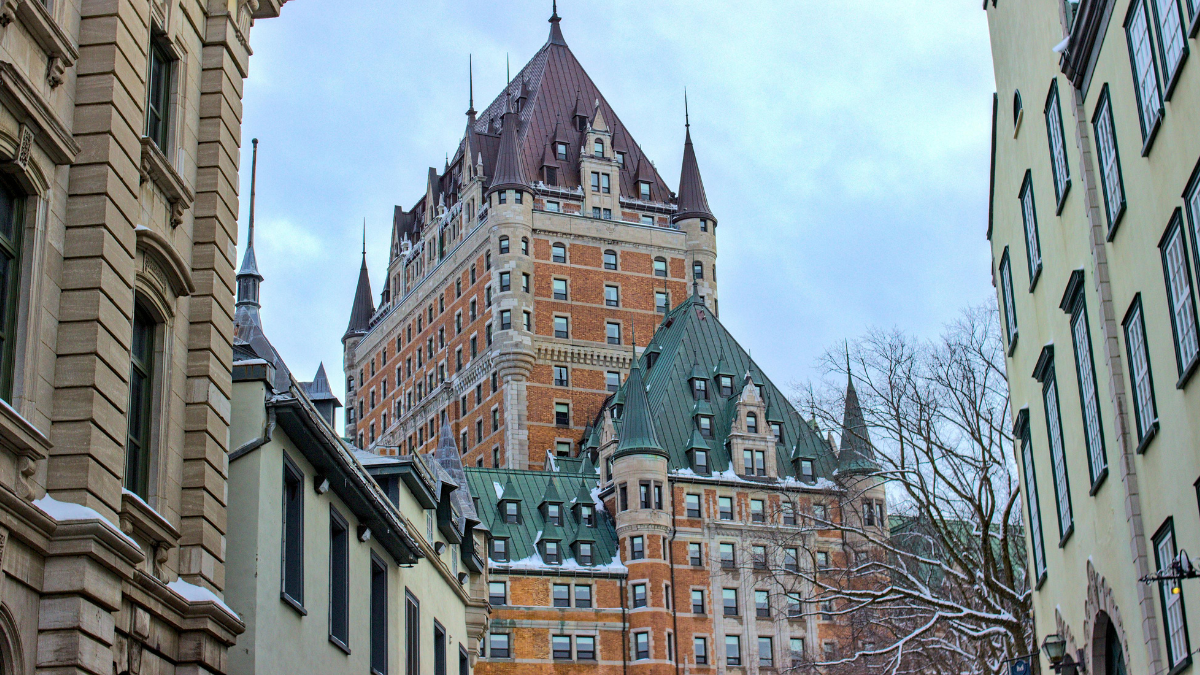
<box><xmin>987</xmin><ymin>0</ymin><xmax>1200</xmax><ymax>672</ymax></box>
<box><xmin>226</xmin><ymin>226</ymin><xmax>487</xmax><ymax>674</ymax></box>
<box><xmin>0</xmin><ymin>0</ymin><xmax>287</xmax><ymax>673</ymax></box>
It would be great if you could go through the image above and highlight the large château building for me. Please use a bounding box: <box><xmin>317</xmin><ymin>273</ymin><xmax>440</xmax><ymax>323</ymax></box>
<box><xmin>342</xmin><ymin>8</ymin><xmax>716</xmax><ymax>470</ymax></box>
<box><xmin>987</xmin><ymin>0</ymin><xmax>1200</xmax><ymax>672</ymax></box>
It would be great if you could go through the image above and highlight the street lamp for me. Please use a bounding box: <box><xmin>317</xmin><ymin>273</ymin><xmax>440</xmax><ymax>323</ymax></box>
<box><xmin>1041</xmin><ymin>634</ymin><xmax>1084</xmax><ymax>674</ymax></box>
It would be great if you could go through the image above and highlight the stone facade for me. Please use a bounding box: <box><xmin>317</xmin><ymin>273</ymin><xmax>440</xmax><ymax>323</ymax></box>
<box><xmin>986</xmin><ymin>0</ymin><xmax>1200</xmax><ymax>672</ymax></box>
<box><xmin>0</xmin><ymin>0</ymin><xmax>286</xmax><ymax>673</ymax></box>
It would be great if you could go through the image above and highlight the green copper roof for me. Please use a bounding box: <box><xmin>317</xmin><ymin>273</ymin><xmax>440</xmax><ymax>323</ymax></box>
<box><xmin>689</xmin><ymin>362</ymin><xmax>709</xmax><ymax>381</ymax></box>
<box><xmin>464</xmin><ymin>467</ymin><xmax>619</xmax><ymax>569</ymax></box>
<box><xmin>614</xmin><ymin>358</ymin><xmax>666</xmax><ymax>459</ymax></box>
<box><xmin>610</xmin><ymin>295</ymin><xmax>836</xmax><ymax>479</ymax></box>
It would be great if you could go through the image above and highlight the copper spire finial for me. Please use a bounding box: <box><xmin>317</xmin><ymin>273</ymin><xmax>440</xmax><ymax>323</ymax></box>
<box><xmin>467</xmin><ymin>54</ymin><xmax>475</xmax><ymax>118</ymax></box>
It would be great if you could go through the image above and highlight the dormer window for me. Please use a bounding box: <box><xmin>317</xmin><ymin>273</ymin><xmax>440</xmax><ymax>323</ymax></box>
<box><xmin>543</xmin><ymin>540</ymin><xmax>561</xmax><ymax>564</ymax></box>
<box><xmin>692</xmin><ymin>449</ymin><xmax>709</xmax><ymax>474</ymax></box>
<box><xmin>743</xmin><ymin>449</ymin><xmax>766</xmax><ymax>477</ymax></box>
<box><xmin>546</xmin><ymin>503</ymin><xmax>562</xmax><ymax>526</ymax></box>
<box><xmin>639</xmin><ymin>182</ymin><xmax>651</xmax><ymax>200</ymax></box>
<box><xmin>576</xmin><ymin>115</ymin><xmax>587</xmax><ymax>132</ymax></box>
<box><xmin>594</xmin><ymin>139</ymin><xmax>604</xmax><ymax>157</ymax></box>
<box><xmin>490</xmin><ymin>537</ymin><xmax>509</xmax><ymax>562</ymax></box>
<box><xmin>544</xmin><ymin>166</ymin><xmax>558</xmax><ymax>185</ymax></box>
<box><xmin>556</xmin><ymin>142</ymin><xmax>568</xmax><ymax>160</ymax></box>
<box><xmin>579</xmin><ymin>504</ymin><xmax>595</xmax><ymax>526</ymax></box>
<box><xmin>771</xmin><ymin>422</ymin><xmax>782</xmax><ymax>443</ymax></box>
<box><xmin>698</xmin><ymin>416</ymin><xmax>713</xmax><ymax>438</ymax></box>
<box><xmin>746</xmin><ymin>413</ymin><xmax>758</xmax><ymax>434</ymax></box>
<box><xmin>577</xmin><ymin>542</ymin><xmax>594</xmax><ymax>565</ymax></box>
<box><xmin>616</xmin><ymin>151</ymin><xmax>626</xmax><ymax>167</ymax></box>
<box><xmin>503</xmin><ymin>501</ymin><xmax>521</xmax><ymax>524</ymax></box>
<box><xmin>800</xmin><ymin>460</ymin><xmax>814</xmax><ymax>481</ymax></box>
<box><xmin>693</xmin><ymin>379</ymin><xmax>708</xmax><ymax>400</ymax></box>
<box><xmin>718</xmin><ymin>375</ymin><xmax>733</xmax><ymax>397</ymax></box>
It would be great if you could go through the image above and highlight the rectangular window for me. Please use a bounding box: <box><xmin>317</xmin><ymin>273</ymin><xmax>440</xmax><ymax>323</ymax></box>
<box><xmin>1154</xmin><ymin>0</ymin><xmax>1188</xmax><ymax>90</ymax></box>
<box><xmin>328</xmin><ymin>508</ymin><xmax>350</xmax><ymax>649</ymax></box>
<box><xmin>1154</xmin><ymin>519</ymin><xmax>1192</xmax><ymax>668</ymax></box>
<box><xmin>1000</xmin><ymin>249</ymin><xmax>1019</xmax><ymax>350</ymax></box>
<box><xmin>607</xmin><ymin>322</ymin><xmax>621</xmax><ymax>345</ymax></box>
<box><xmin>689</xmin><ymin>542</ymin><xmax>702</xmax><ymax>566</ymax></box>
<box><xmin>753</xmin><ymin>544</ymin><xmax>767</xmax><ymax>569</ymax></box>
<box><xmin>499</xmin><ymin>271</ymin><xmax>510</xmax><ymax>291</ymax></box>
<box><xmin>1092</xmin><ymin>86</ymin><xmax>1126</xmax><ymax>233</ymax></box>
<box><xmin>605</xmin><ymin>285</ymin><xmax>619</xmax><ymax>307</ymax></box>
<box><xmin>1161</xmin><ymin>213</ymin><xmax>1200</xmax><ymax>377</ymax></box>
<box><xmin>1042</xmin><ymin>362</ymin><xmax>1075</xmax><ymax>542</ymax></box>
<box><xmin>718</xmin><ymin>496</ymin><xmax>732</xmax><ymax>520</ymax></box>
<box><xmin>758</xmin><ymin>637</ymin><xmax>774</xmax><ymax>667</ymax></box>
<box><xmin>523</xmin><ymin>311</ymin><xmax>532</xmax><ymax>331</ymax></box>
<box><xmin>555</xmin><ymin>402</ymin><xmax>570</xmax><ymax>426</ymax></box>
<box><xmin>370</xmin><ymin>554</ymin><xmax>388</xmax><ymax>674</ymax></box>
<box><xmin>546</xmin><ymin>200</ymin><xmax>561</xmax><ymax>212</ymax></box>
<box><xmin>489</xmin><ymin>581</ymin><xmax>506</xmax><ymax>605</ymax></box>
<box><xmin>787</xmin><ymin>593</ymin><xmax>802</xmax><ymax>618</ymax></box>
<box><xmin>552</xmin><ymin>635</ymin><xmax>571</xmax><ymax>661</ymax></box>
<box><xmin>1019</xmin><ymin>416</ymin><xmax>1047</xmax><ymax>584</ymax></box>
<box><xmin>654</xmin><ymin>258</ymin><xmax>668</xmax><ymax>277</ymax></box>
<box><xmin>607</xmin><ymin>371</ymin><xmax>621</xmax><ymax>392</ymax></box>
<box><xmin>755</xmin><ymin>589</ymin><xmax>770</xmax><ymax>617</ymax></box>
<box><xmin>577</xmin><ymin>635</ymin><xmax>595</xmax><ymax>660</ymax></box>
<box><xmin>575</xmin><ymin>584</ymin><xmax>592</xmax><ymax>608</ymax></box>
<box><xmin>633</xmin><ymin>583</ymin><xmax>647</xmax><ymax>608</ymax></box>
<box><xmin>631</xmin><ymin>535</ymin><xmax>645</xmax><ymax>560</ymax></box>
<box><xmin>656</xmin><ymin>291</ymin><xmax>669</xmax><ymax>314</ymax></box>
<box><xmin>726</xmin><ymin>636</ymin><xmax>742</xmax><ymax>666</ymax></box>
<box><xmin>1125</xmin><ymin>296</ymin><xmax>1160</xmax><ymax>443</ymax></box>
<box><xmin>577</xmin><ymin>541</ymin><xmax>593</xmax><ymax>564</ymax></box>
<box><xmin>553</xmin><ymin>583</ymin><xmax>570</xmax><ymax>608</ymax></box>
<box><xmin>785</xmin><ymin>547</ymin><xmax>799</xmax><ymax>572</ymax></box>
<box><xmin>553</xmin><ymin>278</ymin><xmax>568</xmax><ymax>300</ymax></box>
<box><xmin>554</xmin><ymin>365</ymin><xmax>569</xmax><ymax>387</ymax></box>
<box><xmin>1044</xmin><ymin>80</ymin><xmax>1071</xmax><ymax>210</ymax></box>
<box><xmin>685</xmin><ymin>493</ymin><xmax>701</xmax><ymax>518</ymax></box>
<box><xmin>634</xmin><ymin>633</ymin><xmax>649</xmax><ymax>660</ymax></box>
<box><xmin>434</xmin><ymin>622</ymin><xmax>446</xmax><ymax>675</ymax></box>
<box><xmin>603</xmin><ymin>208</ymin><xmax>612</xmax><ymax>220</ymax></box>
<box><xmin>723</xmin><ymin>588</ymin><xmax>738</xmax><ymax>615</ymax></box>
<box><xmin>145</xmin><ymin>42</ymin><xmax>172</xmax><ymax>150</ymax></box>
<box><xmin>281</xmin><ymin>456</ymin><xmax>304</xmax><ymax>607</ymax></box>
<box><xmin>405</xmin><ymin>592</ymin><xmax>420</xmax><ymax>674</ymax></box>
<box><xmin>750</xmin><ymin>499</ymin><xmax>764</xmax><ymax>522</ymax></box>
<box><xmin>694</xmin><ymin>637</ymin><xmax>708</xmax><ymax>665</ymax></box>
<box><xmin>591</xmin><ymin>172</ymin><xmax>600</xmax><ymax>192</ymax></box>
<box><xmin>489</xmin><ymin>633</ymin><xmax>510</xmax><ymax>659</ymax></box>
<box><xmin>601</xmin><ymin>173</ymin><xmax>611</xmax><ymax>193</ymax></box>
<box><xmin>554</xmin><ymin>316</ymin><xmax>569</xmax><ymax>339</ymax></box>
<box><xmin>1068</xmin><ymin>290</ymin><xmax>1108</xmax><ymax>487</ymax></box>
<box><xmin>1127</xmin><ymin>0</ymin><xmax>1164</xmax><ymax>143</ymax></box>
<box><xmin>721</xmin><ymin>542</ymin><xmax>735</xmax><ymax>568</ymax></box>
<box><xmin>1020</xmin><ymin>172</ymin><xmax>1042</xmax><ymax>286</ymax></box>
<box><xmin>126</xmin><ymin>305</ymin><xmax>156</xmax><ymax>498</ymax></box>
<box><xmin>790</xmin><ymin>638</ymin><xmax>805</xmax><ymax>665</ymax></box>
<box><xmin>692</xmin><ymin>589</ymin><xmax>705</xmax><ymax>613</ymax></box>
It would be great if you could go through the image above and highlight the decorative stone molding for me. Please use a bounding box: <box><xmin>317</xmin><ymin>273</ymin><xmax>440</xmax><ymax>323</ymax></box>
<box><xmin>535</xmin><ymin>342</ymin><xmax>634</xmax><ymax>370</ymax></box>
<box><xmin>14</xmin><ymin>0</ymin><xmax>79</xmax><ymax>88</ymax></box>
<box><xmin>119</xmin><ymin>491</ymin><xmax>180</xmax><ymax>581</ymax></box>
<box><xmin>0</xmin><ymin>60</ymin><xmax>78</xmax><ymax>164</ymax></box>
<box><xmin>135</xmin><ymin>226</ymin><xmax>195</xmax><ymax>297</ymax></box>
<box><xmin>139</xmin><ymin>138</ymin><xmax>194</xmax><ymax>227</ymax></box>
<box><xmin>1084</xmin><ymin>560</ymin><xmax>1132</xmax><ymax>675</ymax></box>
<box><xmin>0</xmin><ymin>0</ymin><xmax>14</xmax><ymax>27</ymax></box>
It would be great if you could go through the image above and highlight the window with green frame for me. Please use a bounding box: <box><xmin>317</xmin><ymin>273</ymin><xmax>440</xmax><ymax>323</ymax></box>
<box><xmin>0</xmin><ymin>178</ymin><xmax>23</xmax><ymax>401</ymax></box>
<box><xmin>125</xmin><ymin>303</ymin><xmax>157</xmax><ymax>499</ymax></box>
<box><xmin>1153</xmin><ymin>518</ymin><xmax>1193</xmax><ymax>670</ymax></box>
<box><xmin>145</xmin><ymin>41</ymin><xmax>173</xmax><ymax>151</ymax></box>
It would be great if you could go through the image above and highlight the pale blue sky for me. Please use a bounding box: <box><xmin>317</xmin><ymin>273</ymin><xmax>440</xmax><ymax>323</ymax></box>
<box><xmin>238</xmin><ymin>0</ymin><xmax>995</xmax><ymax>406</ymax></box>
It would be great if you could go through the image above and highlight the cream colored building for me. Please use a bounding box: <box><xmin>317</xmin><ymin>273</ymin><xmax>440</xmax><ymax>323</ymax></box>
<box><xmin>226</xmin><ymin>231</ymin><xmax>488</xmax><ymax>674</ymax></box>
<box><xmin>0</xmin><ymin>0</ymin><xmax>287</xmax><ymax>673</ymax></box>
<box><xmin>987</xmin><ymin>0</ymin><xmax>1200</xmax><ymax>672</ymax></box>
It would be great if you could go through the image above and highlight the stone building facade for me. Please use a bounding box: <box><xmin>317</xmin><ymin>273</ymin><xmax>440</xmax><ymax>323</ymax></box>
<box><xmin>986</xmin><ymin>0</ymin><xmax>1200</xmax><ymax>672</ymax></box>
<box><xmin>0</xmin><ymin>0</ymin><xmax>286</xmax><ymax>673</ymax></box>
<box><xmin>464</xmin><ymin>294</ymin><xmax>887</xmax><ymax>674</ymax></box>
<box><xmin>342</xmin><ymin>9</ymin><xmax>713</xmax><ymax>472</ymax></box>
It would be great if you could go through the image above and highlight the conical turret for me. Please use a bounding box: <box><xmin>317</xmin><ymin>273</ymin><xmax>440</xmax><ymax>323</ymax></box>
<box><xmin>837</xmin><ymin>370</ymin><xmax>879</xmax><ymax>475</ymax></box>
<box><xmin>488</xmin><ymin>107</ymin><xmax>528</xmax><ymax>195</ymax></box>
<box><xmin>672</xmin><ymin>107</ymin><xmax>714</xmax><ymax>224</ymax></box>
<box><xmin>614</xmin><ymin>358</ymin><xmax>666</xmax><ymax>459</ymax></box>
<box><xmin>343</xmin><ymin>233</ymin><xmax>375</xmax><ymax>342</ymax></box>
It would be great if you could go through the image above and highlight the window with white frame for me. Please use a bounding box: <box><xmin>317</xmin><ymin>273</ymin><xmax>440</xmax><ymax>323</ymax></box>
<box><xmin>1067</xmin><ymin>282</ymin><xmax>1108</xmax><ymax>486</ymax></box>
<box><xmin>1160</xmin><ymin>212</ymin><xmax>1200</xmax><ymax>376</ymax></box>
<box><xmin>1044</xmin><ymin>80</ymin><xmax>1071</xmax><ymax>208</ymax></box>
<box><xmin>1020</xmin><ymin>172</ymin><xmax>1042</xmax><ymax>286</ymax></box>
<box><xmin>1092</xmin><ymin>86</ymin><xmax>1126</xmax><ymax>233</ymax></box>
<box><xmin>1037</xmin><ymin>355</ymin><xmax>1074</xmax><ymax>543</ymax></box>
<box><xmin>1153</xmin><ymin>519</ymin><xmax>1192</xmax><ymax>668</ymax></box>
<box><xmin>1124</xmin><ymin>296</ymin><xmax>1159</xmax><ymax>444</ymax></box>
<box><xmin>1018</xmin><ymin>412</ymin><xmax>1047</xmax><ymax>585</ymax></box>
<box><xmin>1126</xmin><ymin>0</ymin><xmax>1164</xmax><ymax>142</ymax></box>
<box><xmin>1152</xmin><ymin>0</ymin><xmax>1188</xmax><ymax>89</ymax></box>
<box><xmin>1000</xmin><ymin>248</ymin><xmax>1019</xmax><ymax>349</ymax></box>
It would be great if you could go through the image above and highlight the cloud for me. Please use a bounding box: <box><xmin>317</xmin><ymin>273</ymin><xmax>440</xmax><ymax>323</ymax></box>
<box><xmin>239</xmin><ymin>0</ymin><xmax>995</xmax><ymax>412</ymax></box>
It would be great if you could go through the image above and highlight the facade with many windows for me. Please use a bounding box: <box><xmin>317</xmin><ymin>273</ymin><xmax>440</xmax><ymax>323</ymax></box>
<box><xmin>987</xmin><ymin>0</ymin><xmax>1200</xmax><ymax>671</ymax></box>
<box><xmin>342</xmin><ymin>9</ymin><xmax>710</xmax><ymax>472</ymax></box>
<box><xmin>464</xmin><ymin>293</ymin><xmax>887</xmax><ymax>674</ymax></box>
<box><xmin>0</xmin><ymin>1</ymin><xmax>288</xmax><ymax>673</ymax></box>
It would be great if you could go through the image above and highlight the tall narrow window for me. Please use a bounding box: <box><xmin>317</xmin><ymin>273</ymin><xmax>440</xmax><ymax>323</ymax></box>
<box><xmin>406</xmin><ymin>592</ymin><xmax>420</xmax><ymax>674</ymax></box>
<box><xmin>145</xmin><ymin>42</ymin><xmax>172</xmax><ymax>150</ymax></box>
<box><xmin>1044</xmin><ymin>80</ymin><xmax>1071</xmax><ymax>210</ymax></box>
<box><xmin>654</xmin><ymin>257</ymin><xmax>667</xmax><ymax>277</ymax></box>
<box><xmin>281</xmin><ymin>455</ymin><xmax>304</xmax><ymax>608</ymax></box>
<box><xmin>1152</xmin><ymin>0</ymin><xmax>1188</xmax><ymax>91</ymax></box>
<box><xmin>0</xmin><ymin>179</ymin><xmax>23</xmax><ymax>401</ymax></box>
<box><xmin>1017</xmin><ymin>412</ymin><xmax>1047</xmax><ymax>585</ymax></box>
<box><xmin>1126</xmin><ymin>0</ymin><xmax>1164</xmax><ymax>144</ymax></box>
<box><xmin>1154</xmin><ymin>519</ymin><xmax>1192</xmax><ymax>668</ymax></box>
<box><xmin>1092</xmin><ymin>86</ymin><xmax>1126</xmax><ymax>234</ymax></box>
<box><xmin>694</xmin><ymin>637</ymin><xmax>708</xmax><ymax>665</ymax></box>
<box><xmin>634</xmin><ymin>633</ymin><xmax>649</xmax><ymax>660</ymax></box>
<box><xmin>552</xmin><ymin>243</ymin><xmax>567</xmax><ymax>264</ymax></box>
<box><xmin>329</xmin><ymin>508</ymin><xmax>350</xmax><ymax>650</ymax></box>
<box><xmin>1000</xmin><ymin>250</ymin><xmax>1018</xmax><ymax>352</ymax></box>
<box><xmin>1067</xmin><ymin>283</ymin><xmax>1108</xmax><ymax>487</ymax></box>
<box><xmin>1126</xmin><ymin>298</ymin><xmax>1161</xmax><ymax>446</ymax></box>
<box><xmin>434</xmin><ymin>622</ymin><xmax>447</xmax><ymax>675</ymax></box>
<box><xmin>1020</xmin><ymin>172</ymin><xmax>1042</xmax><ymax>287</ymax></box>
<box><xmin>370</xmin><ymin>554</ymin><xmax>388</xmax><ymax>674</ymax></box>
<box><xmin>1160</xmin><ymin>212</ymin><xmax>1200</xmax><ymax>377</ymax></box>
<box><xmin>726</xmin><ymin>636</ymin><xmax>742</xmax><ymax>666</ymax></box>
<box><xmin>1036</xmin><ymin>353</ymin><xmax>1074</xmax><ymax>543</ymax></box>
<box><xmin>604</xmin><ymin>250</ymin><xmax>618</xmax><ymax>269</ymax></box>
<box><xmin>126</xmin><ymin>304</ymin><xmax>157</xmax><ymax>498</ymax></box>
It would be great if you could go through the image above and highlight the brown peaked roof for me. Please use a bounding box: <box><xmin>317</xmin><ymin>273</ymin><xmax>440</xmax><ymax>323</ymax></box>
<box><xmin>343</xmin><ymin>252</ymin><xmax>375</xmax><ymax>341</ymax></box>
<box><xmin>673</xmin><ymin>126</ymin><xmax>714</xmax><ymax>223</ymax></box>
<box><xmin>470</xmin><ymin>13</ymin><xmax>672</xmax><ymax>201</ymax></box>
<box><xmin>489</xmin><ymin>109</ymin><xmax>528</xmax><ymax>193</ymax></box>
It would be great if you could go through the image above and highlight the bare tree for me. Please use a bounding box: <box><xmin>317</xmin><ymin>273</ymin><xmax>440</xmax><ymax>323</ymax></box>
<box><xmin>764</xmin><ymin>304</ymin><xmax>1033</xmax><ymax>674</ymax></box>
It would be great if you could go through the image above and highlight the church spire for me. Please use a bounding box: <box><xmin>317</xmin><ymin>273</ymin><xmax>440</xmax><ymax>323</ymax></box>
<box><xmin>548</xmin><ymin>0</ymin><xmax>566</xmax><ymax>46</ymax></box>
<box><xmin>672</xmin><ymin>96</ymin><xmax>715</xmax><ymax>225</ymax></box>
<box><xmin>236</xmin><ymin>138</ymin><xmax>263</xmax><ymax>313</ymax></box>
<box><xmin>343</xmin><ymin>222</ymin><xmax>375</xmax><ymax>342</ymax></box>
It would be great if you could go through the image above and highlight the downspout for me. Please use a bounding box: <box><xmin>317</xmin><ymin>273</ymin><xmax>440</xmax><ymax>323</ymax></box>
<box><xmin>230</xmin><ymin>406</ymin><xmax>276</xmax><ymax>462</ymax></box>
<box><xmin>621</xmin><ymin>576</ymin><xmax>628</xmax><ymax>675</ymax></box>
<box><xmin>668</xmin><ymin>477</ymin><xmax>681</xmax><ymax>675</ymax></box>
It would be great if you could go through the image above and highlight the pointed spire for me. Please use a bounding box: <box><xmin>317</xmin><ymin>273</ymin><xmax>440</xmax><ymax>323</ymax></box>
<box><xmin>548</xmin><ymin>0</ymin><xmax>567</xmax><ymax>46</ymax></box>
<box><xmin>487</xmin><ymin>104</ymin><xmax>528</xmax><ymax>195</ymax></box>
<box><xmin>237</xmin><ymin>139</ymin><xmax>263</xmax><ymax>312</ymax></box>
<box><xmin>837</xmin><ymin>353</ymin><xmax>879</xmax><ymax>475</ymax></box>
<box><xmin>343</xmin><ymin>224</ymin><xmax>375</xmax><ymax>342</ymax></box>
<box><xmin>673</xmin><ymin>98</ymin><xmax>715</xmax><ymax>224</ymax></box>
<box><xmin>466</xmin><ymin>54</ymin><xmax>476</xmax><ymax>120</ymax></box>
<box><xmin>614</xmin><ymin>350</ymin><xmax>666</xmax><ymax>459</ymax></box>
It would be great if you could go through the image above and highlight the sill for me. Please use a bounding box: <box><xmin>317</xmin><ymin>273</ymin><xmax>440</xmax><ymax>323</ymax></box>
<box><xmin>1105</xmin><ymin>203</ymin><xmax>1127</xmax><ymax>242</ymax></box>
<box><xmin>1164</xmin><ymin>52</ymin><xmax>1189</xmax><ymax>102</ymax></box>
<box><xmin>1176</xmin><ymin>353</ymin><xmax>1200</xmax><ymax>389</ymax></box>
<box><xmin>1135</xmin><ymin>422</ymin><xmax>1160</xmax><ymax>454</ymax></box>
<box><xmin>139</xmin><ymin>137</ymin><xmax>195</xmax><ymax>227</ymax></box>
<box><xmin>280</xmin><ymin>592</ymin><xmax>307</xmax><ymax>616</ymax></box>
<box><xmin>329</xmin><ymin>634</ymin><xmax>351</xmax><ymax>655</ymax></box>
<box><xmin>14</xmin><ymin>0</ymin><xmax>78</xmax><ymax>87</ymax></box>
<box><xmin>1055</xmin><ymin>179</ymin><xmax>1072</xmax><ymax>216</ymax></box>
<box><xmin>1142</xmin><ymin>111</ymin><xmax>1164</xmax><ymax>157</ymax></box>
<box><xmin>1035</xmin><ymin>571</ymin><xmax>1048</xmax><ymax>590</ymax></box>
<box><xmin>1029</xmin><ymin>265</ymin><xmax>1042</xmax><ymax>293</ymax></box>
<box><xmin>1058</xmin><ymin>524</ymin><xmax>1075</xmax><ymax>549</ymax></box>
<box><xmin>1008</xmin><ymin>332</ymin><xmax>1019</xmax><ymax>357</ymax></box>
<box><xmin>372</xmin><ymin>668</ymin><xmax>386</xmax><ymax>675</ymax></box>
<box><xmin>1088</xmin><ymin>467</ymin><xmax>1109</xmax><ymax>496</ymax></box>
<box><xmin>1169</xmin><ymin>655</ymin><xmax>1194</xmax><ymax>675</ymax></box>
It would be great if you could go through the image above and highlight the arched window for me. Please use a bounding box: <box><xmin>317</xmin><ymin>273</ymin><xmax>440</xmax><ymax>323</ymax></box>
<box><xmin>126</xmin><ymin>301</ymin><xmax>159</xmax><ymax>499</ymax></box>
<box><xmin>746</xmin><ymin>412</ymin><xmax>758</xmax><ymax>434</ymax></box>
<box><xmin>594</xmin><ymin>139</ymin><xmax>604</xmax><ymax>157</ymax></box>
<box><xmin>654</xmin><ymin>257</ymin><xmax>668</xmax><ymax>277</ymax></box>
<box><xmin>1013</xmin><ymin>90</ymin><xmax>1023</xmax><ymax>127</ymax></box>
<box><xmin>603</xmin><ymin>250</ymin><xmax>618</xmax><ymax>270</ymax></box>
<box><xmin>499</xmin><ymin>236</ymin><xmax>509</xmax><ymax>254</ymax></box>
<box><xmin>552</xmin><ymin>243</ymin><xmax>567</xmax><ymax>264</ymax></box>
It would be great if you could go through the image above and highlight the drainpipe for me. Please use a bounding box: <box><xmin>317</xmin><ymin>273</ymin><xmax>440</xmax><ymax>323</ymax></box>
<box><xmin>668</xmin><ymin>477</ymin><xmax>681</xmax><ymax>675</ymax></box>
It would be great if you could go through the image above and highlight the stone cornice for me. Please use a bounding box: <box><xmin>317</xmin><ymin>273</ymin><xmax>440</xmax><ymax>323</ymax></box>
<box><xmin>139</xmin><ymin>138</ymin><xmax>195</xmax><ymax>227</ymax></box>
<box><xmin>535</xmin><ymin>342</ymin><xmax>634</xmax><ymax>370</ymax></box>
<box><xmin>0</xmin><ymin>59</ymin><xmax>78</xmax><ymax>164</ymax></box>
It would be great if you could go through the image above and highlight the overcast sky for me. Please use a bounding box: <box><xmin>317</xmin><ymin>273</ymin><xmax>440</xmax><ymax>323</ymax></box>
<box><xmin>238</xmin><ymin>0</ymin><xmax>995</xmax><ymax>407</ymax></box>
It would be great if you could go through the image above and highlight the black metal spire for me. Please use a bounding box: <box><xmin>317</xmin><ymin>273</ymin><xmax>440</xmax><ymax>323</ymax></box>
<box><xmin>236</xmin><ymin>138</ymin><xmax>262</xmax><ymax>310</ymax></box>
